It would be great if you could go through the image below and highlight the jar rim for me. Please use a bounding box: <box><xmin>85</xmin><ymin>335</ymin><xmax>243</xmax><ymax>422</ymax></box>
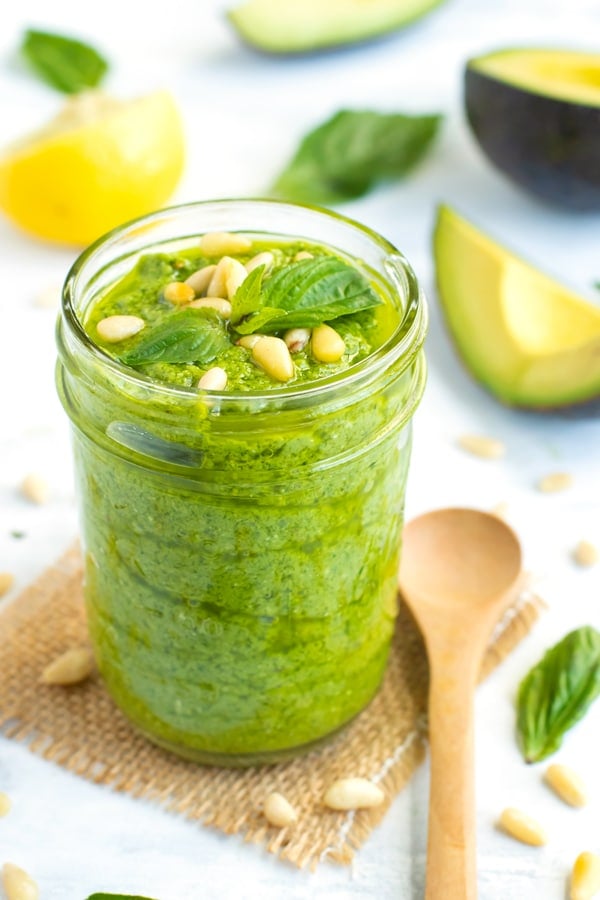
<box><xmin>61</xmin><ymin>198</ymin><xmax>427</xmax><ymax>403</ymax></box>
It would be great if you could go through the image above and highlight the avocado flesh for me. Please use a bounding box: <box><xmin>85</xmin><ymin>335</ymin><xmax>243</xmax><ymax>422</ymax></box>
<box><xmin>228</xmin><ymin>0</ymin><xmax>445</xmax><ymax>53</ymax></box>
<box><xmin>469</xmin><ymin>49</ymin><xmax>600</xmax><ymax>107</ymax></box>
<box><xmin>433</xmin><ymin>205</ymin><xmax>600</xmax><ymax>409</ymax></box>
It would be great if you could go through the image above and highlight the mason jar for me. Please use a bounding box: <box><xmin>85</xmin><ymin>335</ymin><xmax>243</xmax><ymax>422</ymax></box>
<box><xmin>56</xmin><ymin>199</ymin><xmax>427</xmax><ymax>766</ymax></box>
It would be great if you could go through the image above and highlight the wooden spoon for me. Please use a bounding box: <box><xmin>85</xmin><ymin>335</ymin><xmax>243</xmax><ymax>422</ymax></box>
<box><xmin>398</xmin><ymin>508</ymin><xmax>523</xmax><ymax>899</ymax></box>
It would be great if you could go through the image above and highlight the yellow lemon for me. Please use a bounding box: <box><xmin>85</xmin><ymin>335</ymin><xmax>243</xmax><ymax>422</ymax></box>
<box><xmin>0</xmin><ymin>90</ymin><xmax>185</xmax><ymax>246</ymax></box>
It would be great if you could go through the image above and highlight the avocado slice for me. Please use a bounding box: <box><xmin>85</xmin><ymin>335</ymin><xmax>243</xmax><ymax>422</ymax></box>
<box><xmin>227</xmin><ymin>0</ymin><xmax>446</xmax><ymax>54</ymax></box>
<box><xmin>464</xmin><ymin>48</ymin><xmax>600</xmax><ymax>210</ymax></box>
<box><xmin>433</xmin><ymin>204</ymin><xmax>600</xmax><ymax>411</ymax></box>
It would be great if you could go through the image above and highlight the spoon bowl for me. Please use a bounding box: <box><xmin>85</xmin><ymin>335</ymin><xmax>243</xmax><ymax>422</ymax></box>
<box><xmin>399</xmin><ymin>508</ymin><xmax>523</xmax><ymax>900</ymax></box>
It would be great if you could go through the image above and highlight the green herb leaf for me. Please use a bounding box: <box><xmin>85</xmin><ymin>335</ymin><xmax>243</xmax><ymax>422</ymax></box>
<box><xmin>230</xmin><ymin>264</ymin><xmax>266</xmax><ymax>324</ymax></box>
<box><xmin>120</xmin><ymin>309</ymin><xmax>229</xmax><ymax>366</ymax></box>
<box><xmin>517</xmin><ymin>626</ymin><xmax>600</xmax><ymax>763</ymax></box>
<box><xmin>20</xmin><ymin>29</ymin><xmax>108</xmax><ymax>94</ymax></box>
<box><xmin>272</xmin><ymin>109</ymin><xmax>443</xmax><ymax>205</ymax></box>
<box><xmin>235</xmin><ymin>256</ymin><xmax>382</xmax><ymax>333</ymax></box>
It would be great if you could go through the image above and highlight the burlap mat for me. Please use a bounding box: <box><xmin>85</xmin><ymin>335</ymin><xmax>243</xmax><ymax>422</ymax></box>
<box><xmin>0</xmin><ymin>545</ymin><xmax>544</xmax><ymax>869</ymax></box>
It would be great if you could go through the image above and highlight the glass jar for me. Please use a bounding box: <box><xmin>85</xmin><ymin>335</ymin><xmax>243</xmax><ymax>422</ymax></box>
<box><xmin>56</xmin><ymin>199</ymin><xmax>427</xmax><ymax>766</ymax></box>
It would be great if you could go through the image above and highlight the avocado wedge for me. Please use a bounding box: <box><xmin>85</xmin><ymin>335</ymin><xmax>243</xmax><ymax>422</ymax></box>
<box><xmin>227</xmin><ymin>0</ymin><xmax>446</xmax><ymax>54</ymax></box>
<box><xmin>433</xmin><ymin>205</ymin><xmax>600</xmax><ymax>411</ymax></box>
<box><xmin>465</xmin><ymin>48</ymin><xmax>600</xmax><ymax>210</ymax></box>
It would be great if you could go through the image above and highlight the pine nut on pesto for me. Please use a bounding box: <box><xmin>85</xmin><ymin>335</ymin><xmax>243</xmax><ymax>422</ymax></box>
<box><xmin>56</xmin><ymin>200</ymin><xmax>427</xmax><ymax>766</ymax></box>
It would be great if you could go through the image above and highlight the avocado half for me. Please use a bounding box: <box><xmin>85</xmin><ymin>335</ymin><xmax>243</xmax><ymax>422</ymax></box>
<box><xmin>433</xmin><ymin>204</ymin><xmax>600</xmax><ymax>411</ymax></box>
<box><xmin>227</xmin><ymin>0</ymin><xmax>446</xmax><ymax>54</ymax></box>
<box><xmin>465</xmin><ymin>48</ymin><xmax>600</xmax><ymax>210</ymax></box>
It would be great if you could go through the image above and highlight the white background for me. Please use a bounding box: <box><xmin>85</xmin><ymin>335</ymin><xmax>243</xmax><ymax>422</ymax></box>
<box><xmin>1</xmin><ymin>0</ymin><xmax>600</xmax><ymax>897</ymax></box>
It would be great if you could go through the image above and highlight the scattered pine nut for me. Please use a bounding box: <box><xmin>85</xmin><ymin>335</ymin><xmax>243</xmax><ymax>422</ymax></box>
<box><xmin>491</xmin><ymin>502</ymin><xmax>508</xmax><ymax>520</ymax></box>
<box><xmin>20</xmin><ymin>474</ymin><xmax>49</xmax><ymax>506</ymax></box>
<box><xmin>294</xmin><ymin>250</ymin><xmax>313</xmax><ymax>261</ymax></box>
<box><xmin>537</xmin><ymin>472</ymin><xmax>573</xmax><ymax>493</ymax></box>
<box><xmin>42</xmin><ymin>648</ymin><xmax>94</xmax><ymax>686</ymax></box>
<box><xmin>224</xmin><ymin>258</ymin><xmax>248</xmax><ymax>299</ymax></box>
<box><xmin>34</xmin><ymin>285</ymin><xmax>61</xmax><ymax>309</ymax></box>
<box><xmin>1</xmin><ymin>863</ymin><xmax>39</xmax><ymax>900</ymax></box>
<box><xmin>570</xmin><ymin>851</ymin><xmax>600</xmax><ymax>900</ymax></box>
<box><xmin>497</xmin><ymin>807</ymin><xmax>547</xmax><ymax>846</ymax></box>
<box><xmin>198</xmin><ymin>367</ymin><xmax>228</xmax><ymax>391</ymax></box>
<box><xmin>246</xmin><ymin>251</ymin><xmax>274</xmax><ymax>274</ymax></box>
<box><xmin>323</xmin><ymin>777</ymin><xmax>384</xmax><ymax>811</ymax></box>
<box><xmin>0</xmin><ymin>573</ymin><xmax>14</xmax><ymax>598</ymax></box>
<box><xmin>198</xmin><ymin>232</ymin><xmax>252</xmax><ymax>256</ymax></box>
<box><xmin>545</xmin><ymin>764</ymin><xmax>588</xmax><ymax>807</ymax></box>
<box><xmin>207</xmin><ymin>257</ymin><xmax>234</xmax><ymax>298</ymax></box>
<box><xmin>457</xmin><ymin>434</ymin><xmax>506</xmax><ymax>459</ymax></box>
<box><xmin>573</xmin><ymin>540</ymin><xmax>598</xmax><ymax>568</ymax></box>
<box><xmin>97</xmin><ymin>315</ymin><xmax>145</xmax><ymax>343</ymax></box>
<box><xmin>311</xmin><ymin>324</ymin><xmax>345</xmax><ymax>363</ymax></box>
<box><xmin>163</xmin><ymin>281</ymin><xmax>195</xmax><ymax>305</ymax></box>
<box><xmin>263</xmin><ymin>792</ymin><xmax>298</xmax><ymax>827</ymax></box>
<box><xmin>0</xmin><ymin>793</ymin><xmax>11</xmax><ymax>817</ymax></box>
<box><xmin>185</xmin><ymin>265</ymin><xmax>216</xmax><ymax>296</ymax></box>
<box><xmin>237</xmin><ymin>334</ymin><xmax>262</xmax><ymax>350</ymax></box>
<box><xmin>188</xmin><ymin>298</ymin><xmax>232</xmax><ymax>319</ymax></box>
<box><xmin>252</xmin><ymin>336</ymin><xmax>294</xmax><ymax>382</ymax></box>
<box><xmin>284</xmin><ymin>328</ymin><xmax>311</xmax><ymax>353</ymax></box>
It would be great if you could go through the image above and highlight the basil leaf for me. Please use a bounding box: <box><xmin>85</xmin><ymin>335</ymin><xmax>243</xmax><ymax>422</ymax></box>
<box><xmin>20</xmin><ymin>29</ymin><xmax>108</xmax><ymax>94</ymax></box>
<box><xmin>230</xmin><ymin>264</ymin><xmax>265</xmax><ymax>324</ymax></box>
<box><xmin>517</xmin><ymin>626</ymin><xmax>600</xmax><ymax>763</ymax></box>
<box><xmin>120</xmin><ymin>309</ymin><xmax>229</xmax><ymax>366</ymax></box>
<box><xmin>272</xmin><ymin>109</ymin><xmax>442</xmax><ymax>205</ymax></box>
<box><xmin>236</xmin><ymin>257</ymin><xmax>382</xmax><ymax>333</ymax></box>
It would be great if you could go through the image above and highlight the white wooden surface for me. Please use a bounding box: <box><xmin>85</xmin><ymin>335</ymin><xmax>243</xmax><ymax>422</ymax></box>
<box><xmin>1</xmin><ymin>0</ymin><xmax>599</xmax><ymax>896</ymax></box>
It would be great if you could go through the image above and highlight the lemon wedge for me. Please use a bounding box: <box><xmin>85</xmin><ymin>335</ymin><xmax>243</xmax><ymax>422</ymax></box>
<box><xmin>0</xmin><ymin>90</ymin><xmax>185</xmax><ymax>246</ymax></box>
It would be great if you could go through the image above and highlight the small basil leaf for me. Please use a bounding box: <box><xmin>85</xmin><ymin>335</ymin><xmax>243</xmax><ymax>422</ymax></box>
<box><xmin>272</xmin><ymin>109</ymin><xmax>443</xmax><ymax>205</ymax></box>
<box><xmin>234</xmin><ymin>306</ymin><xmax>288</xmax><ymax>335</ymax></box>
<box><xmin>230</xmin><ymin>264</ymin><xmax>265</xmax><ymax>324</ymax></box>
<box><xmin>20</xmin><ymin>29</ymin><xmax>108</xmax><ymax>94</ymax></box>
<box><xmin>119</xmin><ymin>309</ymin><xmax>229</xmax><ymax>366</ymax></box>
<box><xmin>517</xmin><ymin>626</ymin><xmax>600</xmax><ymax>763</ymax></box>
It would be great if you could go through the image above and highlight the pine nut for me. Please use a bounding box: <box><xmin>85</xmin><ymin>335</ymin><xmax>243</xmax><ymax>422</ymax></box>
<box><xmin>458</xmin><ymin>434</ymin><xmax>506</xmax><ymax>459</ymax></box>
<box><xmin>0</xmin><ymin>573</ymin><xmax>14</xmax><ymax>598</ymax></box>
<box><xmin>252</xmin><ymin>336</ymin><xmax>294</xmax><ymax>382</ymax></box>
<box><xmin>2</xmin><ymin>863</ymin><xmax>39</xmax><ymax>900</ymax></box>
<box><xmin>0</xmin><ymin>793</ymin><xmax>11</xmax><ymax>817</ymax></box>
<box><xmin>263</xmin><ymin>792</ymin><xmax>298</xmax><ymax>827</ymax></box>
<box><xmin>570</xmin><ymin>851</ymin><xmax>600</xmax><ymax>900</ymax></box>
<box><xmin>537</xmin><ymin>472</ymin><xmax>573</xmax><ymax>493</ymax></box>
<box><xmin>573</xmin><ymin>540</ymin><xmax>598</xmax><ymax>568</ymax></box>
<box><xmin>42</xmin><ymin>647</ymin><xmax>94</xmax><ymax>686</ymax></box>
<box><xmin>96</xmin><ymin>315</ymin><xmax>145</xmax><ymax>343</ymax></box>
<box><xmin>206</xmin><ymin>257</ymin><xmax>233</xmax><ymax>297</ymax></box>
<box><xmin>20</xmin><ymin>474</ymin><xmax>49</xmax><ymax>505</ymax></box>
<box><xmin>294</xmin><ymin>250</ymin><xmax>313</xmax><ymax>261</ymax></box>
<box><xmin>311</xmin><ymin>324</ymin><xmax>345</xmax><ymax>363</ymax></box>
<box><xmin>284</xmin><ymin>328</ymin><xmax>311</xmax><ymax>353</ymax></box>
<box><xmin>198</xmin><ymin>231</ymin><xmax>252</xmax><ymax>256</ymax></box>
<box><xmin>188</xmin><ymin>298</ymin><xmax>232</xmax><ymax>319</ymax></box>
<box><xmin>185</xmin><ymin>265</ymin><xmax>216</xmax><ymax>295</ymax></box>
<box><xmin>246</xmin><ymin>251</ymin><xmax>274</xmax><ymax>274</ymax></box>
<box><xmin>323</xmin><ymin>777</ymin><xmax>385</xmax><ymax>811</ymax></box>
<box><xmin>497</xmin><ymin>807</ymin><xmax>548</xmax><ymax>846</ymax></box>
<box><xmin>225</xmin><ymin>258</ymin><xmax>248</xmax><ymax>299</ymax></box>
<box><xmin>163</xmin><ymin>281</ymin><xmax>195</xmax><ymax>305</ymax></box>
<box><xmin>545</xmin><ymin>764</ymin><xmax>588</xmax><ymax>807</ymax></box>
<box><xmin>237</xmin><ymin>334</ymin><xmax>262</xmax><ymax>350</ymax></box>
<box><xmin>198</xmin><ymin>367</ymin><xmax>227</xmax><ymax>391</ymax></box>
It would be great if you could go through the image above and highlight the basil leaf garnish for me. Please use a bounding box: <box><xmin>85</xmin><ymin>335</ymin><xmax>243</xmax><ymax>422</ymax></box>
<box><xmin>235</xmin><ymin>256</ymin><xmax>382</xmax><ymax>334</ymax></box>
<box><xmin>230</xmin><ymin>264</ymin><xmax>266</xmax><ymax>324</ymax></box>
<box><xmin>271</xmin><ymin>109</ymin><xmax>442</xmax><ymax>205</ymax></box>
<box><xmin>119</xmin><ymin>309</ymin><xmax>229</xmax><ymax>366</ymax></box>
<box><xmin>517</xmin><ymin>626</ymin><xmax>600</xmax><ymax>763</ymax></box>
<box><xmin>20</xmin><ymin>29</ymin><xmax>108</xmax><ymax>94</ymax></box>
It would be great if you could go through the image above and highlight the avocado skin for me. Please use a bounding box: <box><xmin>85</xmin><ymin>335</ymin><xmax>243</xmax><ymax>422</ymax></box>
<box><xmin>464</xmin><ymin>67</ymin><xmax>600</xmax><ymax>211</ymax></box>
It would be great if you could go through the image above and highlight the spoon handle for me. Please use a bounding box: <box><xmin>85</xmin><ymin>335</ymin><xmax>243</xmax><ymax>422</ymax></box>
<box><xmin>425</xmin><ymin>651</ymin><xmax>479</xmax><ymax>899</ymax></box>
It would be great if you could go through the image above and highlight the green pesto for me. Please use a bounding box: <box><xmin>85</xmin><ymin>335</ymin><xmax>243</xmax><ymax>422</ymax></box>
<box><xmin>61</xmin><ymin>232</ymin><xmax>420</xmax><ymax>765</ymax></box>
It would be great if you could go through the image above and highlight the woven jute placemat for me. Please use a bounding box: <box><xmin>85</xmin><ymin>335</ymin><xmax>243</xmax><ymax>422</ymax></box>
<box><xmin>0</xmin><ymin>545</ymin><xmax>544</xmax><ymax>869</ymax></box>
